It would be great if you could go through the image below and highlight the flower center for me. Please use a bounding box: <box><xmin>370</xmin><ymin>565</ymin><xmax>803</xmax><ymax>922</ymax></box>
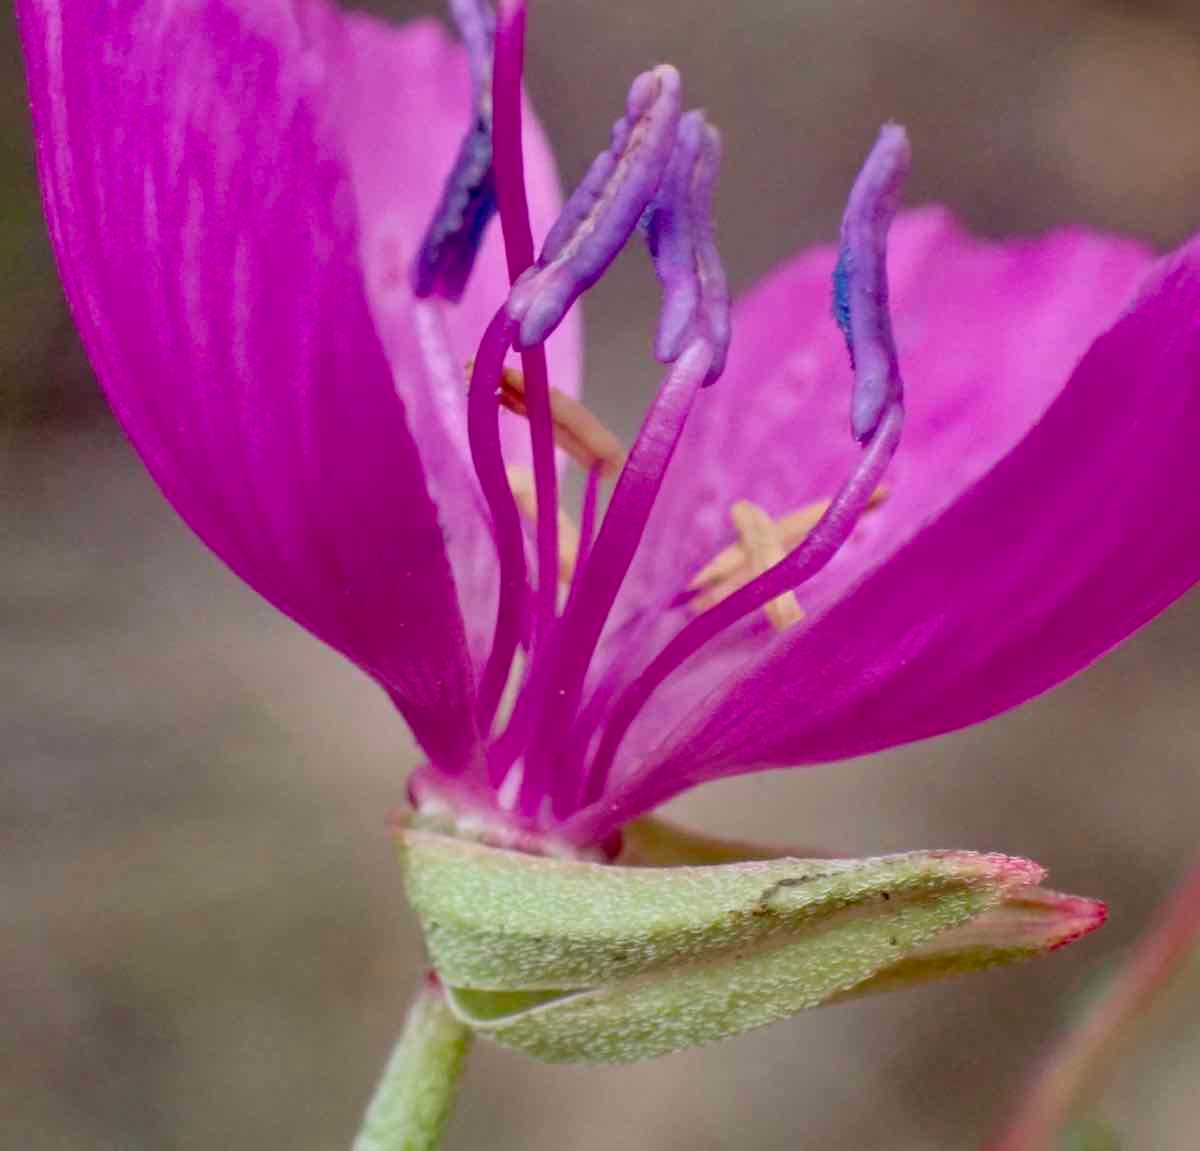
<box><xmin>411</xmin><ymin>0</ymin><xmax>911</xmax><ymax>840</ymax></box>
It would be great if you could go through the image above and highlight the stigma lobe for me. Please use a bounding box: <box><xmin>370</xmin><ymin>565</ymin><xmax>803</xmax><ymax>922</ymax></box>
<box><xmin>642</xmin><ymin>109</ymin><xmax>730</xmax><ymax>383</ymax></box>
<box><xmin>835</xmin><ymin>123</ymin><xmax>910</xmax><ymax>443</ymax></box>
<box><xmin>506</xmin><ymin>64</ymin><xmax>683</xmax><ymax>349</ymax></box>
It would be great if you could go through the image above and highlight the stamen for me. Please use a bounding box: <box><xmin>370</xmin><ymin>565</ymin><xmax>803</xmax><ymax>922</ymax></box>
<box><xmin>505</xmin><ymin>65</ymin><xmax>684</xmax><ymax>350</ymax></box>
<box><xmin>642</xmin><ymin>110</ymin><xmax>730</xmax><ymax>381</ymax></box>
<box><xmin>776</xmin><ymin>489</ymin><xmax>888</xmax><ymax>549</ymax></box>
<box><xmin>411</xmin><ymin>0</ymin><xmax>498</xmax><ymax>301</ymax></box>
<box><xmin>488</xmin><ymin>363</ymin><xmax>626</xmax><ymax>478</ymax></box>
<box><xmin>689</xmin><ymin>489</ymin><xmax>888</xmax><ymax>611</ymax></box>
<box><xmin>507</xmin><ymin>465</ymin><xmax>582</xmax><ymax>586</ymax></box>
<box><xmin>467</xmin><ymin>310</ymin><xmax>527</xmax><ymax>732</ymax></box>
<box><xmin>833</xmin><ymin>123</ymin><xmax>910</xmax><ymax>443</ymax></box>
<box><xmin>582</xmin><ymin>404</ymin><xmax>903</xmax><ymax>807</ymax></box>
<box><xmin>576</xmin><ymin>127</ymin><xmax>912</xmax><ymax>810</ymax></box>
<box><xmin>518</xmin><ymin>104</ymin><xmax>732</xmax><ymax>818</ymax></box>
<box><xmin>491</xmin><ymin>0</ymin><xmax>535</xmax><ymax>277</ymax></box>
<box><xmin>723</xmin><ymin>501</ymin><xmax>803</xmax><ymax>630</ymax></box>
<box><xmin>492</xmin><ymin>0</ymin><xmax>560</xmax><ymax>645</ymax></box>
<box><xmin>575</xmin><ymin>464</ymin><xmax>602</xmax><ymax>573</ymax></box>
<box><xmin>519</xmin><ymin>339</ymin><xmax>715</xmax><ymax>815</ymax></box>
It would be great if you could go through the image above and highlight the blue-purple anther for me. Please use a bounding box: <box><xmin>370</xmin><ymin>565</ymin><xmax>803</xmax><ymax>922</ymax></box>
<box><xmin>505</xmin><ymin>65</ymin><xmax>683</xmax><ymax>349</ymax></box>
<box><xmin>411</xmin><ymin>0</ymin><xmax>498</xmax><ymax>302</ymax></box>
<box><xmin>833</xmin><ymin>122</ymin><xmax>910</xmax><ymax>443</ymax></box>
<box><xmin>642</xmin><ymin>109</ymin><xmax>730</xmax><ymax>383</ymax></box>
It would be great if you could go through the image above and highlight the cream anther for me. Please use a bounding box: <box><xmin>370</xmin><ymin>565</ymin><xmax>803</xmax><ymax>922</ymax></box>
<box><xmin>690</xmin><ymin>488</ymin><xmax>888</xmax><ymax>623</ymax></box>
<box><xmin>507</xmin><ymin>465</ymin><xmax>581</xmax><ymax>585</ymax></box>
<box><xmin>727</xmin><ymin>501</ymin><xmax>803</xmax><ymax>631</ymax></box>
<box><xmin>497</xmin><ymin>367</ymin><xmax>626</xmax><ymax>479</ymax></box>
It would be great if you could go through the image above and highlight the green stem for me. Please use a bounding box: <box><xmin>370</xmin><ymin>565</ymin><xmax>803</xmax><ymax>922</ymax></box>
<box><xmin>987</xmin><ymin>849</ymin><xmax>1200</xmax><ymax>1151</ymax></box>
<box><xmin>352</xmin><ymin>975</ymin><xmax>473</xmax><ymax>1151</ymax></box>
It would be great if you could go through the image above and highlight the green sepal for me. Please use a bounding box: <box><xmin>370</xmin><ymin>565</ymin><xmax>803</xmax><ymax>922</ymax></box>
<box><xmin>393</xmin><ymin>815</ymin><xmax>1106</xmax><ymax>1063</ymax></box>
<box><xmin>834</xmin><ymin>885</ymin><xmax>1106</xmax><ymax>1002</ymax></box>
<box><xmin>398</xmin><ymin>821</ymin><xmax>1038</xmax><ymax>993</ymax></box>
<box><xmin>616</xmin><ymin>814</ymin><xmax>799</xmax><ymax>865</ymax></box>
<box><xmin>439</xmin><ymin>879</ymin><xmax>998</xmax><ymax>1062</ymax></box>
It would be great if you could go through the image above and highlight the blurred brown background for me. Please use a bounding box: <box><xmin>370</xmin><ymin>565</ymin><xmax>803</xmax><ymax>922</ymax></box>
<box><xmin>4</xmin><ymin>1</ymin><xmax>1200</xmax><ymax>1147</ymax></box>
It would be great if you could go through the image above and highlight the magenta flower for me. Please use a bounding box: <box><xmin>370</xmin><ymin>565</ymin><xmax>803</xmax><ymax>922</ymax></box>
<box><xmin>19</xmin><ymin>0</ymin><xmax>1200</xmax><ymax>870</ymax></box>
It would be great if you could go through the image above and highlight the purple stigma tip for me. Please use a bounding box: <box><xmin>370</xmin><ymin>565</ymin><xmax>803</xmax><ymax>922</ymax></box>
<box><xmin>411</xmin><ymin>0</ymin><xmax>498</xmax><ymax>302</ymax></box>
<box><xmin>834</xmin><ymin>122</ymin><xmax>910</xmax><ymax>442</ymax></box>
<box><xmin>506</xmin><ymin>64</ymin><xmax>683</xmax><ymax>349</ymax></box>
<box><xmin>642</xmin><ymin>109</ymin><xmax>730</xmax><ymax>383</ymax></box>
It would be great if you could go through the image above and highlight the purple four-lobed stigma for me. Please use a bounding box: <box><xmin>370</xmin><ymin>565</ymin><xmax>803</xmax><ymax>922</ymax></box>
<box><xmin>411</xmin><ymin>0</ymin><xmax>498</xmax><ymax>302</ymax></box>
<box><xmin>642</xmin><ymin>108</ymin><xmax>730</xmax><ymax>383</ymax></box>
<box><xmin>506</xmin><ymin>65</ymin><xmax>683</xmax><ymax>349</ymax></box>
<box><xmin>833</xmin><ymin>122</ymin><xmax>911</xmax><ymax>443</ymax></box>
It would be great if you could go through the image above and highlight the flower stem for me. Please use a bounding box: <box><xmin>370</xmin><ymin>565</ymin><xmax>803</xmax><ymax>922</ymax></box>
<box><xmin>352</xmin><ymin>976</ymin><xmax>473</xmax><ymax>1151</ymax></box>
<box><xmin>987</xmin><ymin>849</ymin><xmax>1200</xmax><ymax>1150</ymax></box>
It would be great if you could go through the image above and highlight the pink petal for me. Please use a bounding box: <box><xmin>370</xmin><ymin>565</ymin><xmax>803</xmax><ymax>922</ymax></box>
<box><xmin>572</xmin><ymin>222</ymin><xmax>1200</xmax><ymax>835</ymax></box>
<box><xmin>17</xmin><ymin>0</ymin><xmax>500</xmax><ymax>772</ymax></box>
<box><xmin>618</xmin><ymin>210</ymin><xmax>1152</xmax><ymax>632</ymax></box>
<box><xmin>591</xmin><ymin>211</ymin><xmax>1152</xmax><ymax>773</ymax></box>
